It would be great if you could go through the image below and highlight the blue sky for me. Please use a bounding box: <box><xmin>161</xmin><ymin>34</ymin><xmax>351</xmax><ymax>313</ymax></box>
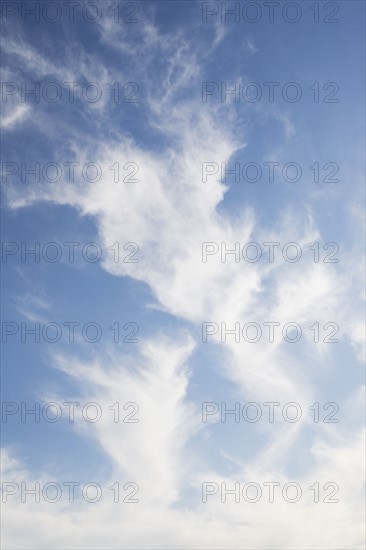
<box><xmin>1</xmin><ymin>1</ymin><xmax>365</xmax><ymax>548</ymax></box>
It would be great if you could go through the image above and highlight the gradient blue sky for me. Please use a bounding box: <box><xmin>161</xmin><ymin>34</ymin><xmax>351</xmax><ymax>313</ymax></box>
<box><xmin>1</xmin><ymin>1</ymin><xmax>365</xmax><ymax>548</ymax></box>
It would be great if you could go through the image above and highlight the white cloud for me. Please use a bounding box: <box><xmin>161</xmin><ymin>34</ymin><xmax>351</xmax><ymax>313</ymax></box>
<box><xmin>1</xmin><ymin>103</ymin><xmax>31</xmax><ymax>130</ymax></box>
